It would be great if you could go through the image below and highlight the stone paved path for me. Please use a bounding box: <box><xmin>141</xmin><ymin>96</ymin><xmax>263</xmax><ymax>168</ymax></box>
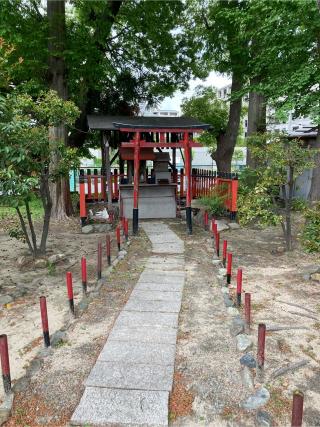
<box><xmin>71</xmin><ymin>222</ymin><xmax>184</xmax><ymax>426</ymax></box>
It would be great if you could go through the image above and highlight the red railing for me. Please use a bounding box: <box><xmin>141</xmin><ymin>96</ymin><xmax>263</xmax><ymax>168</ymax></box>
<box><xmin>78</xmin><ymin>167</ymin><xmax>238</xmax><ymax>221</ymax></box>
<box><xmin>191</xmin><ymin>169</ymin><xmax>238</xmax><ymax>216</ymax></box>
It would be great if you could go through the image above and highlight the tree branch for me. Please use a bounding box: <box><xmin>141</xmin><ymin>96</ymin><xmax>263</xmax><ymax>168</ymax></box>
<box><xmin>25</xmin><ymin>200</ymin><xmax>38</xmax><ymax>255</ymax></box>
<box><xmin>16</xmin><ymin>207</ymin><xmax>34</xmax><ymax>256</ymax></box>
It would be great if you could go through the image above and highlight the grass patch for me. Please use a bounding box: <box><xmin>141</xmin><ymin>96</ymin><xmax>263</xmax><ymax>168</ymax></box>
<box><xmin>0</xmin><ymin>197</ymin><xmax>44</xmax><ymax>221</ymax></box>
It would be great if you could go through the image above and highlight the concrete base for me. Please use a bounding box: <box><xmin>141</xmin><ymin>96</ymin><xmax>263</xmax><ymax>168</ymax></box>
<box><xmin>120</xmin><ymin>184</ymin><xmax>177</xmax><ymax>219</ymax></box>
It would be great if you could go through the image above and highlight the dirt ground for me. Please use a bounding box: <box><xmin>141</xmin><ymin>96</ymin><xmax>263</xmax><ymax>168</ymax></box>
<box><xmin>2</xmin><ymin>220</ymin><xmax>151</xmax><ymax>426</ymax></box>
<box><xmin>213</xmin><ymin>216</ymin><xmax>320</xmax><ymax>426</ymax></box>
<box><xmin>0</xmin><ymin>218</ymin><xmax>131</xmax><ymax>406</ymax></box>
<box><xmin>1</xmin><ymin>214</ymin><xmax>320</xmax><ymax>426</ymax></box>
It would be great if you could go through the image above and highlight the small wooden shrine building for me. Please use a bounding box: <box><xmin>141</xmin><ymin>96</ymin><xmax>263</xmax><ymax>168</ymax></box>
<box><xmin>86</xmin><ymin>115</ymin><xmax>210</xmax><ymax>234</ymax></box>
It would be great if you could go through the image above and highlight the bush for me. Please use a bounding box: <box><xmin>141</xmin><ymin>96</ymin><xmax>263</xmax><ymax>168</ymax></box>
<box><xmin>199</xmin><ymin>193</ymin><xmax>225</xmax><ymax>216</ymax></box>
<box><xmin>301</xmin><ymin>204</ymin><xmax>320</xmax><ymax>253</ymax></box>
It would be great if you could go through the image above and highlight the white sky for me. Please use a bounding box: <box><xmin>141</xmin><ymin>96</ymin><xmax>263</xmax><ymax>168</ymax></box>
<box><xmin>159</xmin><ymin>71</ymin><xmax>231</xmax><ymax>113</ymax></box>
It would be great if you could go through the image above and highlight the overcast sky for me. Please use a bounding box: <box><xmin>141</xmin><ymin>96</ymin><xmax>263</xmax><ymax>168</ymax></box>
<box><xmin>159</xmin><ymin>71</ymin><xmax>231</xmax><ymax>113</ymax></box>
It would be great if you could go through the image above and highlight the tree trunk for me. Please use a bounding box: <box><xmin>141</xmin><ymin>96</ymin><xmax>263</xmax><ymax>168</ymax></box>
<box><xmin>309</xmin><ymin>122</ymin><xmax>320</xmax><ymax>202</ymax></box>
<box><xmin>309</xmin><ymin>0</ymin><xmax>320</xmax><ymax>201</ymax></box>
<box><xmin>246</xmin><ymin>77</ymin><xmax>267</xmax><ymax>168</ymax></box>
<box><xmin>47</xmin><ymin>0</ymin><xmax>68</xmax><ymax>220</ymax></box>
<box><xmin>214</xmin><ymin>72</ymin><xmax>242</xmax><ymax>173</ymax></box>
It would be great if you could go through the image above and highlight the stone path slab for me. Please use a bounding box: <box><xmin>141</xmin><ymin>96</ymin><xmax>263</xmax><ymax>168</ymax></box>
<box><xmin>71</xmin><ymin>221</ymin><xmax>185</xmax><ymax>426</ymax></box>
<box><xmin>116</xmin><ymin>311</ymin><xmax>179</xmax><ymax>328</ymax></box>
<box><xmin>98</xmin><ymin>341</ymin><xmax>176</xmax><ymax>365</ymax></box>
<box><xmin>71</xmin><ymin>387</ymin><xmax>169</xmax><ymax>426</ymax></box>
<box><xmin>108</xmin><ymin>324</ymin><xmax>178</xmax><ymax>344</ymax></box>
<box><xmin>85</xmin><ymin>361</ymin><xmax>174</xmax><ymax>391</ymax></box>
<box><xmin>135</xmin><ymin>281</ymin><xmax>183</xmax><ymax>293</ymax></box>
<box><xmin>130</xmin><ymin>289</ymin><xmax>182</xmax><ymax>302</ymax></box>
<box><xmin>124</xmin><ymin>299</ymin><xmax>181</xmax><ymax>313</ymax></box>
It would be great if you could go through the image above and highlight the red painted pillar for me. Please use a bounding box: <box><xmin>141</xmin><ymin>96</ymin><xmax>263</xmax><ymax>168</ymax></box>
<box><xmin>180</xmin><ymin>168</ymin><xmax>184</xmax><ymax>198</ymax></box>
<box><xmin>231</xmin><ymin>176</ymin><xmax>238</xmax><ymax>220</ymax></box>
<box><xmin>184</xmin><ymin>132</ymin><xmax>192</xmax><ymax>234</ymax></box>
<box><xmin>79</xmin><ymin>170</ymin><xmax>87</xmax><ymax>227</ymax></box>
<box><xmin>133</xmin><ymin>132</ymin><xmax>140</xmax><ymax>234</ymax></box>
<box><xmin>0</xmin><ymin>334</ymin><xmax>11</xmax><ymax>393</ymax></box>
<box><xmin>236</xmin><ymin>268</ymin><xmax>243</xmax><ymax>306</ymax></box>
<box><xmin>81</xmin><ymin>256</ymin><xmax>87</xmax><ymax>295</ymax></box>
<box><xmin>257</xmin><ymin>323</ymin><xmax>266</xmax><ymax>369</ymax></box>
<box><xmin>227</xmin><ymin>252</ymin><xmax>232</xmax><ymax>284</ymax></box>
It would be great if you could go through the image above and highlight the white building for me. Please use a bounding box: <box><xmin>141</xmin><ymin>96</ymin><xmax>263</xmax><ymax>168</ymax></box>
<box><xmin>216</xmin><ymin>84</ymin><xmax>316</xmax><ymax>137</ymax></box>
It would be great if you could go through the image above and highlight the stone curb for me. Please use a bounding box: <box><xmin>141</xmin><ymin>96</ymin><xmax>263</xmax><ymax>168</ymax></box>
<box><xmin>213</xmin><ymin>257</ymin><xmax>272</xmax><ymax>425</ymax></box>
<box><xmin>1</xmin><ymin>240</ymin><xmax>131</xmax><ymax>426</ymax></box>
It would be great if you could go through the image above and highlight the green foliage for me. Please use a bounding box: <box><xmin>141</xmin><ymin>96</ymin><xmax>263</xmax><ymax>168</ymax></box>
<box><xmin>0</xmin><ymin>45</ymin><xmax>80</xmax><ymax>255</ymax></box>
<box><xmin>238</xmin><ymin>133</ymin><xmax>317</xmax><ymax>249</ymax></box>
<box><xmin>199</xmin><ymin>191</ymin><xmax>226</xmax><ymax>217</ymax></box>
<box><xmin>181</xmin><ymin>86</ymin><xmax>228</xmax><ymax>152</ymax></box>
<box><xmin>301</xmin><ymin>204</ymin><xmax>320</xmax><ymax>253</ymax></box>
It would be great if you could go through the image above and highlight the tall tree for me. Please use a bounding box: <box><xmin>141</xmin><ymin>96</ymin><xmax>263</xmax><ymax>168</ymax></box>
<box><xmin>186</xmin><ymin>0</ymin><xmax>249</xmax><ymax>172</ymax></box>
<box><xmin>47</xmin><ymin>0</ymin><xmax>68</xmax><ymax>219</ymax></box>
<box><xmin>243</xmin><ymin>0</ymin><xmax>320</xmax><ymax>200</ymax></box>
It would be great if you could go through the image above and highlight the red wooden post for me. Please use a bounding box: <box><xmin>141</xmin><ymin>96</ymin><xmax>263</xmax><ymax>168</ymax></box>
<box><xmin>81</xmin><ymin>256</ymin><xmax>87</xmax><ymax>295</ymax></box>
<box><xmin>97</xmin><ymin>242</ymin><xmax>102</xmax><ymax>279</ymax></box>
<box><xmin>184</xmin><ymin>132</ymin><xmax>192</xmax><ymax>234</ymax></box>
<box><xmin>87</xmin><ymin>172</ymin><xmax>92</xmax><ymax>200</ymax></box>
<box><xmin>204</xmin><ymin>211</ymin><xmax>209</xmax><ymax>230</ymax></box>
<box><xmin>180</xmin><ymin>168</ymin><xmax>184</xmax><ymax>198</ymax></box>
<box><xmin>124</xmin><ymin>218</ymin><xmax>129</xmax><ymax>241</ymax></box>
<box><xmin>291</xmin><ymin>391</ymin><xmax>304</xmax><ymax>427</ymax></box>
<box><xmin>116</xmin><ymin>225</ymin><xmax>121</xmax><ymax>252</ymax></box>
<box><xmin>39</xmin><ymin>296</ymin><xmax>50</xmax><ymax>347</ymax></box>
<box><xmin>0</xmin><ymin>334</ymin><xmax>11</xmax><ymax>393</ymax></box>
<box><xmin>66</xmin><ymin>272</ymin><xmax>75</xmax><ymax>315</ymax></box>
<box><xmin>244</xmin><ymin>293</ymin><xmax>251</xmax><ymax>329</ymax></box>
<box><xmin>114</xmin><ymin>168</ymin><xmax>119</xmax><ymax>200</ymax></box>
<box><xmin>133</xmin><ymin>132</ymin><xmax>140</xmax><ymax>234</ymax></box>
<box><xmin>79</xmin><ymin>171</ymin><xmax>87</xmax><ymax>227</ymax></box>
<box><xmin>106</xmin><ymin>234</ymin><xmax>111</xmax><ymax>266</ymax></box>
<box><xmin>230</xmin><ymin>176</ymin><xmax>238</xmax><ymax>221</ymax></box>
<box><xmin>213</xmin><ymin>223</ymin><xmax>218</xmax><ymax>240</ymax></box>
<box><xmin>93</xmin><ymin>169</ymin><xmax>99</xmax><ymax>201</ymax></box>
<box><xmin>236</xmin><ymin>268</ymin><xmax>243</xmax><ymax>306</ymax></box>
<box><xmin>222</xmin><ymin>240</ymin><xmax>228</xmax><ymax>267</ymax></box>
<box><xmin>215</xmin><ymin>231</ymin><xmax>220</xmax><ymax>256</ymax></box>
<box><xmin>227</xmin><ymin>252</ymin><xmax>232</xmax><ymax>284</ymax></box>
<box><xmin>257</xmin><ymin>323</ymin><xmax>266</xmax><ymax>369</ymax></box>
<box><xmin>211</xmin><ymin>218</ymin><xmax>215</xmax><ymax>237</ymax></box>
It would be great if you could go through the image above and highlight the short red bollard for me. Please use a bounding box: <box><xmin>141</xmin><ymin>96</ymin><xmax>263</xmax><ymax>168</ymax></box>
<box><xmin>124</xmin><ymin>218</ymin><xmax>129</xmax><ymax>242</ymax></box>
<box><xmin>0</xmin><ymin>334</ymin><xmax>11</xmax><ymax>393</ymax></box>
<box><xmin>39</xmin><ymin>296</ymin><xmax>50</xmax><ymax>347</ymax></box>
<box><xmin>97</xmin><ymin>242</ymin><xmax>102</xmax><ymax>280</ymax></box>
<box><xmin>222</xmin><ymin>240</ymin><xmax>227</xmax><ymax>267</ymax></box>
<box><xmin>291</xmin><ymin>390</ymin><xmax>304</xmax><ymax>427</ymax></box>
<box><xmin>213</xmin><ymin>223</ymin><xmax>218</xmax><ymax>240</ymax></box>
<box><xmin>116</xmin><ymin>225</ymin><xmax>121</xmax><ymax>252</ymax></box>
<box><xmin>257</xmin><ymin>323</ymin><xmax>266</xmax><ymax>369</ymax></box>
<box><xmin>227</xmin><ymin>252</ymin><xmax>232</xmax><ymax>284</ymax></box>
<box><xmin>66</xmin><ymin>271</ymin><xmax>75</xmax><ymax>315</ymax></box>
<box><xmin>215</xmin><ymin>232</ymin><xmax>220</xmax><ymax>257</ymax></box>
<box><xmin>236</xmin><ymin>268</ymin><xmax>243</xmax><ymax>306</ymax></box>
<box><xmin>81</xmin><ymin>256</ymin><xmax>87</xmax><ymax>295</ymax></box>
<box><xmin>210</xmin><ymin>218</ymin><xmax>215</xmax><ymax>237</ymax></box>
<box><xmin>245</xmin><ymin>293</ymin><xmax>251</xmax><ymax>329</ymax></box>
<box><xmin>204</xmin><ymin>211</ymin><xmax>209</xmax><ymax>230</ymax></box>
<box><xmin>106</xmin><ymin>234</ymin><xmax>111</xmax><ymax>266</ymax></box>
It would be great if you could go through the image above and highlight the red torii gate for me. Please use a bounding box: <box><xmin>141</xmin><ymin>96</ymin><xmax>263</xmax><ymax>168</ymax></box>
<box><xmin>114</xmin><ymin>127</ymin><xmax>209</xmax><ymax>234</ymax></box>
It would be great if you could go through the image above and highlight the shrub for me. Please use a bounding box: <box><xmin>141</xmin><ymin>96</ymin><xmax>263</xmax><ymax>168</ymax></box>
<box><xmin>199</xmin><ymin>193</ymin><xmax>225</xmax><ymax>216</ymax></box>
<box><xmin>301</xmin><ymin>204</ymin><xmax>320</xmax><ymax>253</ymax></box>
